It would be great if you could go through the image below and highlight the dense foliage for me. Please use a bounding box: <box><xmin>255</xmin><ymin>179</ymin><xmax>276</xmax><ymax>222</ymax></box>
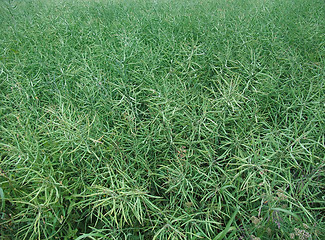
<box><xmin>0</xmin><ymin>0</ymin><xmax>324</xmax><ymax>239</ymax></box>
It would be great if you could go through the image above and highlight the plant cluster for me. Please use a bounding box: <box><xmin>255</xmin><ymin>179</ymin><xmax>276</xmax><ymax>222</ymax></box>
<box><xmin>0</xmin><ymin>0</ymin><xmax>324</xmax><ymax>239</ymax></box>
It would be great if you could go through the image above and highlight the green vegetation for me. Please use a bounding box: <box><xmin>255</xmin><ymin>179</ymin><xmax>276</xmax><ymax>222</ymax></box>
<box><xmin>0</xmin><ymin>0</ymin><xmax>324</xmax><ymax>239</ymax></box>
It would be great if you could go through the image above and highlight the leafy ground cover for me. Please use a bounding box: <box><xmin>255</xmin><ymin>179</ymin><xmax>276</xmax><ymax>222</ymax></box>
<box><xmin>0</xmin><ymin>0</ymin><xmax>324</xmax><ymax>239</ymax></box>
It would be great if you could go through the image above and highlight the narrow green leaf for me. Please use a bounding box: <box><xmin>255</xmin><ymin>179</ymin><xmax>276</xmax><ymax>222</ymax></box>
<box><xmin>213</xmin><ymin>207</ymin><xmax>239</xmax><ymax>240</ymax></box>
<box><xmin>270</xmin><ymin>208</ymin><xmax>299</xmax><ymax>219</ymax></box>
<box><xmin>0</xmin><ymin>187</ymin><xmax>4</xmax><ymax>212</ymax></box>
